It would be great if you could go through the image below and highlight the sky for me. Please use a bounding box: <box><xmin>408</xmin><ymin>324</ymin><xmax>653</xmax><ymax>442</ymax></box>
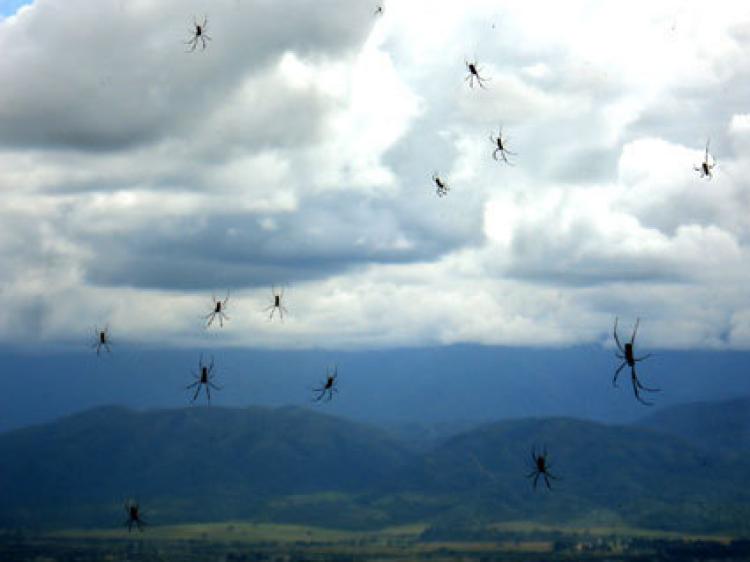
<box><xmin>1</xmin><ymin>0</ymin><xmax>750</xmax><ymax>353</ymax></box>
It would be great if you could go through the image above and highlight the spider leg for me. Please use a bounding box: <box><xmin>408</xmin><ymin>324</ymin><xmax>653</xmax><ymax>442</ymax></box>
<box><xmin>635</xmin><ymin>353</ymin><xmax>652</xmax><ymax>362</ymax></box>
<box><xmin>544</xmin><ymin>474</ymin><xmax>551</xmax><ymax>490</ymax></box>
<box><xmin>186</xmin><ymin>381</ymin><xmax>200</xmax><ymax>389</ymax></box>
<box><xmin>192</xmin><ymin>384</ymin><xmax>202</xmax><ymax>402</ymax></box>
<box><xmin>631</xmin><ymin>369</ymin><xmax>653</xmax><ymax>405</ymax></box>
<box><xmin>613</xmin><ymin>317</ymin><xmax>624</xmax><ymax>352</ymax></box>
<box><xmin>492</xmin><ymin>148</ymin><xmax>499</xmax><ymax>161</ymax></box>
<box><xmin>613</xmin><ymin>361</ymin><xmax>627</xmax><ymax>386</ymax></box>
<box><xmin>533</xmin><ymin>472</ymin><xmax>540</xmax><ymax>489</ymax></box>
<box><xmin>630</xmin><ymin>317</ymin><xmax>640</xmax><ymax>344</ymax></box>
<box><xmin>209</xmin><ymin>383</ymin><xmax>222</xmax><ymax>391</ymax></box>
<box><xmin>206</xmin><ymin>384</ymin><xmax>211</xmax><ymax>403</ymax></box>
<box><xmin>635</xmin><ymin>376</ymin><xmax>660</xmax><ymax>392</ymax></box>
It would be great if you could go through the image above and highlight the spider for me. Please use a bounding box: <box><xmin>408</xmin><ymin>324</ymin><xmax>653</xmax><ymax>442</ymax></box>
<box><xmin>465</xmin><ymin>58</ymin><xmax>490</xmax><ymax>89</ymax></box>
<box><xmin>694</xmin><ymin>138</ymin><xmax>715</xmax><ymax>179</ymax></box>
<box><xmin>124</xmin><ymin>500</ymin><xmax>145</xmax><ymax>532</ymax></box>
<box><xmin>613</xmin><ymin>317</ymin><xmax>659</xmax><ymax>406</ymax></box>
<box><xmin>526</xmin><ymin>445</ymin><xmax>558</xmax><ymax>490</ymax></box>
<box><xmin>490</xmin><ymin>127</ymin><xmax>516</xmax><ymax>165</ymax></box>
<box><xmin>185</xmin><ymin>16</ymin><xmax>211</xmax><ymax>52</ymax></box>
<box><xmin>313</xmin><ymin>366</ymin><xmax>338</xmax><ymax>402</ymax></box>
<box><xmin>92</xmin><ymin>325</ymin><xmax>112</xmax><ymax>356</ymax></box>
<box><xmin>374</xmin><ymin>5</ymin><xmax>384</xmax><ymax>15</ymax></box>
<box><xmin>186</xmin><ymin>354</ymin><xmax>222</xmax><ymax>404</ymax></box>
<box><xmin>205</xmin><ymin>290</ymin><xmax>230</xmax><ymax>328</ymax></box>
<box><xmin>266</xmin><ymin>285</ymin><xmax>288</xmax><ymax>321</ymax></box>
<box><xmin>432</xmin><ymin>172</ymin><xmax>449</xmax><ymax>197</ymax></box>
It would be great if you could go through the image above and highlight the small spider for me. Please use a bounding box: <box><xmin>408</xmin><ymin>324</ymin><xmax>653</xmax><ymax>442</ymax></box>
<box><xmin>92</xmin><ymin>325</ymin><xmax>112</xmax><ymax>356</ymax></box>
<box><xmin>465</xmin><ymin>58</ymin><xmax>490</xmax><ymax>89</ymax></box>
<box><xmin>124</xmin><ymin>500</ymin><xmax>145</xmax><ymax>532</ymax></box>
<box><xmin>374</xmin><ymin>5</ymin><xmax>383</xmax><ymax>15</ymax></box>
<box><xmin>185</xmin><ymin>16</ymin><xmax>211</xmax><ymax>52</ymax></box>
<box><xmin>490</xmin><ymin>127</ymin><xmax>516</xmax><ymax>165</ymax></box>
<box><xmin>613</xmin><ymin>317</ymin><xmax>659</xmax><ymax>406</ymax></box>
<box><xmin>265</xmin><ymin>285</ymin><xmax>288</xmax><ymax>321</ymax></box>
<box><xmin>694</xmin><ymin>138</ymin><xmax>715</xmax><ymax>179</ymax></box>
<box><xmin>431</xmin><ymin>172</ymin><xmax>449</xmax><ymax>197</ymax></box>
<box><xmin>186</xmin><ymin>354</ymin><xmax>222</xmax><ymax>404</ymax></box>
<box><xmin>205</xmin><ymin>290</ymin><xmax>230</xmax><ymax>328</ymax></box>
<box><xmin>526</xmin><ymin>445</ymin><xmax>558</xmax><ymax>490</ymax></box>
<box><xmin>313</xmin><ymin>366</ymin><xmax>338</xmax><ymax>402</ymax></box>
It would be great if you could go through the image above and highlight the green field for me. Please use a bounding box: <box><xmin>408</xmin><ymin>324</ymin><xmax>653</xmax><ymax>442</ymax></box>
<box><xmin>3</xmin><ymin>520</ymin><xmax>747</xmax><ymax>562</ymax></box>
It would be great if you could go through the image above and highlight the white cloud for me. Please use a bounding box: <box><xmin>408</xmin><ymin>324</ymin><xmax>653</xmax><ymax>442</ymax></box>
<box><xmin>1</xmin><ymin>0</ymin><xmax>750</xmax><ymax>350</ymax></box>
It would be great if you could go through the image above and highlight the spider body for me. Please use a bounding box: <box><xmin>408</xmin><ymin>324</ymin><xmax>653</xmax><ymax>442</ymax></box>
<box><xmin>432</xmin><ymin>172</ymin><xmax>449</xmax><ymax>197</ymax></box>
<box><xmin>124</xmin><ymin>500</ymin><xmax>145</xmax><ymax>532</ymax></box>
<box><xmin>186</xmin><ymin>355</ymin><xmax>222</xmax><ymax>403</ymax></box>
<box><xmin>313</xmin><ymin>366</ymin><xmax>338</xmax><ymax>402</ymax></box>
<box><xmin>613</xmin><ymin>317</ymin><xmax>659</xmax><ymax>405</ymax></box>
<box><xmin>92</xmin><ymin>325</ymin><xmax>112</xmax><ymax>356</ymax></box>
<box><xmin>465</xmin><ymin>59</ymin><xmax>490</xmax><ymax>89</ymax></box>
<box><xmin>489</xmin><ymin>127</ymin><xmax>515</xmax><ymax>164</ymax></box>
<box><xmin>185</xmin><ymin>16</ymin><xmax>211</xmax><ymax>52</ymax></box>
<box><xmin>205</xmin><ymin>291</ymin><xmax>229</xmax><ymax>328</ymax></box>
<box><xmin>266</xmin><ymin>286</ymin><xmax>288</xmax><ymax>320</ymax></box>
<box><xmin>694</xmin><ymin>139</ymin><xmax>715</xmax><ymax>179</ymax></box>
<box><xmin>527</xmin><ymin>446</ymin><xmax>557</xmax><ymax>490</ymax></box>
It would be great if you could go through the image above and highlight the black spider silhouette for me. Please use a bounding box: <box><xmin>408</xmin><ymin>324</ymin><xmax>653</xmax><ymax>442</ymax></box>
<box><xmin>526</xmin><ymin>446</ymin><xmax>558</xmax><ymax>490</ymax></box>
<box><xmin>313</xmin><ymin>366</ymin><xmax>338</xmax><ymax>402</ymax></box>
<box><xmin>205</xmin><ymin>291</ymin><xmax>230</xmax><ymax>328</ymax></box>
<box><xmin>374</xmin><ymin>5</ymin><xmax>383</xmax><ymax>15</ymax></box>
<box><xmin>465</xmin><ymin>58</ymin><xmax>490</xmax><ymax>89</ymax></box>
<box><xmin>124</xmin><ymin>500</ymin><xmax>145</xmax><ymax>532</ymax></box>
<box><xmin>694</xmin><ymin>138</ymin><xmax>715</xmax><ymax>179</ymax></box>
<box><xmin>92</xmin><ymin>325</ymin><xmax>112</xmax><ymax>356</ymax></box>
<box><xmin>431</xmin><ymin>172</ymin><xmax>449</xmax><ymax>197</ymax></box>
<box><xmin>490</xmin><ymin>127</ymin><xmax>515</xmax><ymax>164</ymax></box>
<box><xmin>186</xmin><ymin>354</ymin><xmax>222</xmax><ymax>404</ymax></box>
<box><xmin>613</xmin><ymin>317</ymin><xmax>659</xmax><ymax>406</ymax></box>
<box><xmin>185</xmin><ymin>16</ymin><xmax>211</xmax><ymax>52</ymax></box>
<box><xmin>266</xmin><ymin>286</ymin><xmax>288</xmax><ymax>321</ymax></box>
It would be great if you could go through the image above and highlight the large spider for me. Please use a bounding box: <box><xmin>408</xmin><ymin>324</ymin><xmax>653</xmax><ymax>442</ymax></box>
<box><xmin>431</xmin><ymin>172</ymin><xmax>449</xmax><ymax>197</ymax></box>
<box><xmin>92</xmin><ymin>325</ymin><xmax>112</xmax><ymax>356</ymax></box>
<box><xmin>186</xmin><ymin>354</ymin><xmax>222</xmax><ymax>404</ymax></box>
<box><xmin>490</xmin><ymin>127</ymin><xmax>515</xmax><ymax>165</ymax></box>
<box><xmin>205</xmin><ymin>291</ymin><xmax>230</xmax><ymax>328</ymax></box>
<box><xmin>124</xmin><ymin>500</ymin><xmax>145</xmax><ymax>532</ymax></box>
<box><xmin>185</xmin><ymin>16</ymin><xmax>211</xmax><ymax>52</ymax></box>
<box><xmin>313</xmin><ymin>366</ymin><xmax>338</xmax><ymax>402</ymax></box>
<box><xmin>694</xmin><ymin>138</ymin><xmax>715</xmax><ymax>179</ymax></box>
<box><xmin>526</xmin><ymin>445</ymin><xmax>558</xmax><ymax>490</ymax></box>
<box><xmin>613</xmin><ymin>317</ymin><xmax>659</xmax><ymax>406</ymax></box>
<box><xmin>266</xmin><ymin>285</ymin><xmax>288</xmax><ymax>321</ymax></box>
<box><xmin>465</xmin><ymin>58</ymin><xmax>490</xmax><ymax>89</ymax></box>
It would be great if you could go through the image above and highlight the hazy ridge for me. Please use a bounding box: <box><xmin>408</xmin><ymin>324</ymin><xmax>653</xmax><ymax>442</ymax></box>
<box><xmin>1</xmin><ymin>398</ymin><xmax>748</xmax><ymax>535</ymax></box>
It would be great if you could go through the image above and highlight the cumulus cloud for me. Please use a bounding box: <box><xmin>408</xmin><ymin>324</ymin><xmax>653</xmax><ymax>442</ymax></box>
<box><xmin>1</xmin><ymin>0</ymin><xmax>750</xmax><ymax>350</ymax></box>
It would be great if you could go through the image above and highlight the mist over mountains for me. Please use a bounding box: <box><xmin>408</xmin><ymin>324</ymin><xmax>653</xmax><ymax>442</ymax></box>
<box><xmin>3</xmin><ymin>345</ymin><xmax>750</xmax><ymax>433</ymax></box>
<box><xmin>2</xmin><ymin>397</ymin><xmax>748</xmax><ymax>534</ymax></box>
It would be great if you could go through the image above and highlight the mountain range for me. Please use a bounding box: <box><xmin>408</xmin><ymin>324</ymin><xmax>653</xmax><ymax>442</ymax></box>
<box><xmin>1</xmin><ymin>397</ymin><xmax>748</xmax><ymax>535</ymax></box>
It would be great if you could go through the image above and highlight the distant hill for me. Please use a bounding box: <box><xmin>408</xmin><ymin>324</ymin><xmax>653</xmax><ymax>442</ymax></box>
<box><xmin>634</xmin><ymin>396</ymin><xmax>750</xmax><ymax>453</ymax></box>
<box><xmin>1</xmin><ymin>403</ymin><xmax>749</xmax><ymax>535</ymax></box>
<box><xmin>0</xmin><ymin>405</ymin><xmax>415</xmax><ymax>528</ymax></box>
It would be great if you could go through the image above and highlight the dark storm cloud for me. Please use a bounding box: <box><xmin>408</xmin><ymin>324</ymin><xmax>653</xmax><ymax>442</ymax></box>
<box><xmin>81</xmin><ymin>190</ymin><xmax>484</xmax><ymax>290</ymax></box>
<box><xmin>0</xmin><ymin>0</ymin><xmax>374</xmax><ymax>151</ymax></box>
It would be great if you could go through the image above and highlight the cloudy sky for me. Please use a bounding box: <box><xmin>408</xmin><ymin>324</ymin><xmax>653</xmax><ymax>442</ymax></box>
<box><xmin>1</xmin><ymin>0</ymin><xmax>749</xmax><ymax>352</ymax></box>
